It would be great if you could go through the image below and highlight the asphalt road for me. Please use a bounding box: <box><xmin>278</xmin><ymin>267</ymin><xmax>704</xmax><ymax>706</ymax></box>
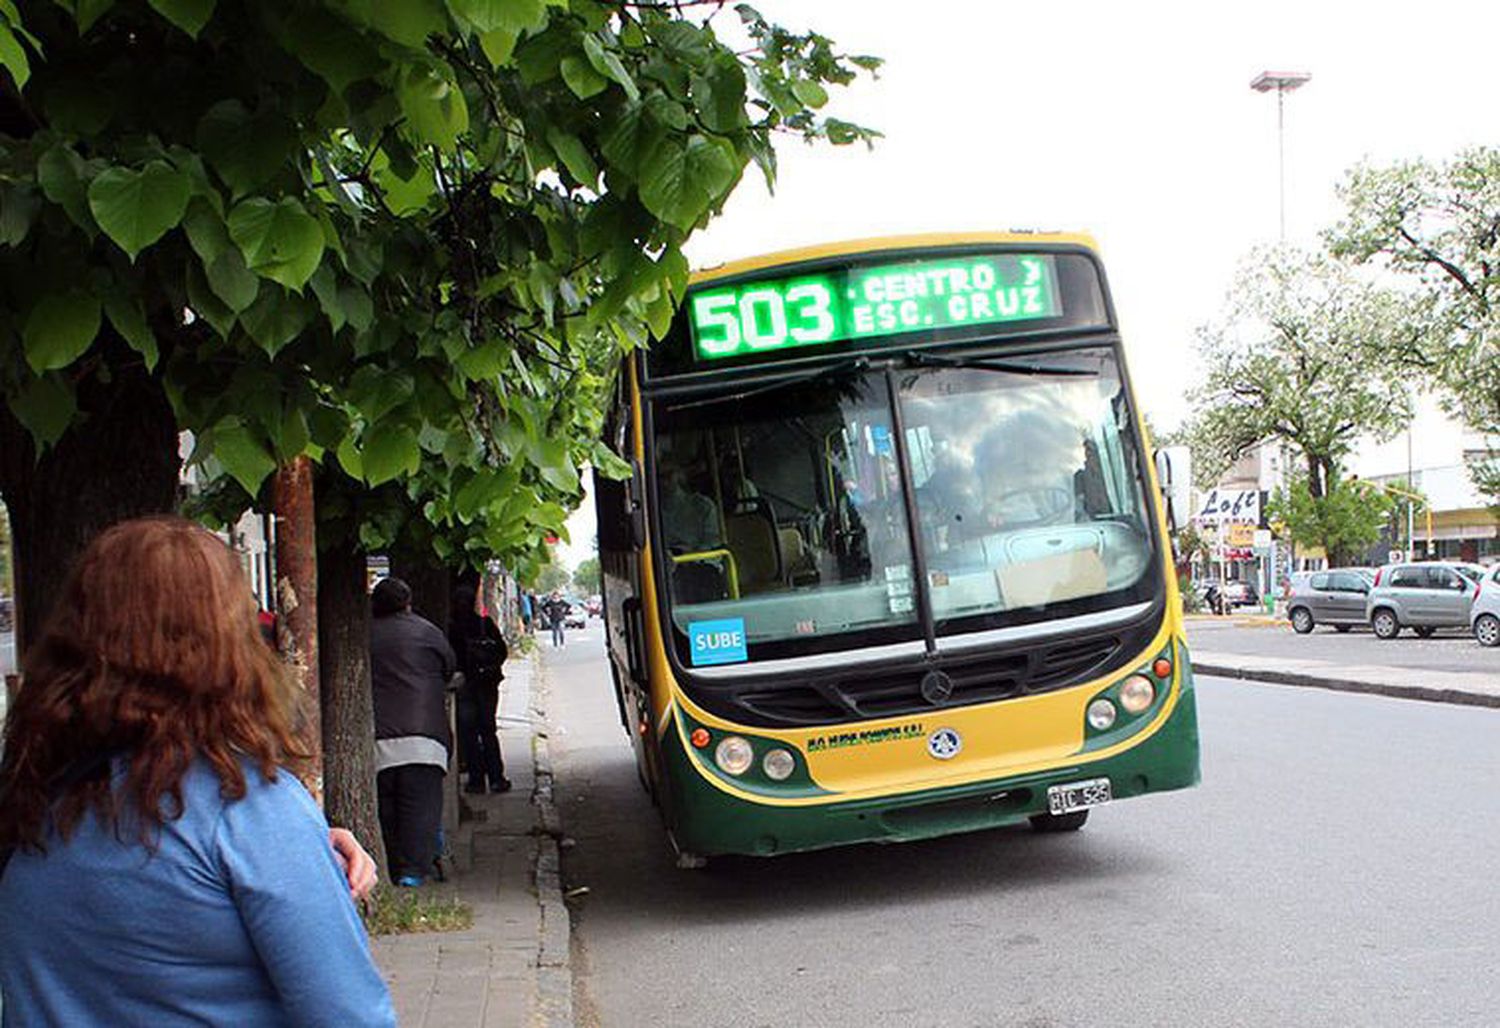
<box><xmin>1185</xmin><ymin>616</ymin><xmax>1497</xmax><ymax>675</ymax></box>
<box><xmin>546</xmin><ymin>625</ymin><xmax>1500</xmax><ymax>1028</ymax></box>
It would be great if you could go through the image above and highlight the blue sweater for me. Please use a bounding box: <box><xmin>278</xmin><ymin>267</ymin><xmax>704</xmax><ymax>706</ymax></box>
<box><xmin>0</xmin><ymin>759</ymin><xmax>395</xmax><ymax>1027</ymax></box>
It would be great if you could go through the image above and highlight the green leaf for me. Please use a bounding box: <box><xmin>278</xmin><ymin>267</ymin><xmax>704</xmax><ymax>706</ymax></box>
<box><xmin>479</xmin><ymin>27</ymin><xmax>519</xmax><ymax>67</ymax></box>
<box><xmin>335</xmin><ymin>434</ymin><xmax>363</xmax><ymax>479</ymax></box>
<box><xmin>340</xmin><ymin>284</ymin><xmax>374</xmax><ymax>332</ymax></box>
<box><xmin>23</xmin><ymin>292</ymin><xmax>101</xmax><ymax>372</ymax></box>
<box><xmin>185</xmin><ymin>261</ymin><xmax>237</xmax><ymax>338</ymax></box>
<box><xmin>37</xmin><ymin>144</ymin><xmax>96</xmax><ymax>234</ymax></box>
<box><xmin>212</xmin><ymin>418</ymin><xmax>277</xmax><ymax>495</ymax></box>
<box><xmin>559</xmin><ymin>55</ymin><xmax>607</xmax><ymax>99</ymax></box>
<box><xmin>104</xmin><ymin>294</ymin><xmax>159</xmax><ymax>370</ymax></box>
<box><xmin>268</xmin><ymin>407</ymin><xmax>311</xmax><ymax>463</ymax></box>
<box><xmin>582</xmin><ymin>34</ymin><xmax>638</xmax><ymax>100</ymax></box>
<box><xmin>0</xmin><ymin>23</ymin><xmax>30</xmax><ymax>89</ymax></box>
<box><xmin>147</xmin><ymin>0</ymin><xmax>216</xmax><ymax>37</ymax></box>
<box><xmin>546</xmin><ymin>127</ymin><xmax>597</xmax><ymax>187</ymax></box>
<box><xmin>228</xmin><ymin>197</ymin><xmax>325</xmax><ymax>291</ymax></box>
<box><xmin>74</xmin><ymin>0</ymin><xmax>114</xmax><ymax>33</ymax></box>
<box><xmin>307</xmin><ymin>405</ymin><xmax>350</xmax><ymax>449</ymax></box>
<box><xmin>206</xmin><ymin>246</ymin><xmax>260</xmax><ymax>312</ymax></box>
<box><xmin>600</xmin><ymin>97</ymin><xmax>666</xmax><ymax>179</ymax></box>
<box><xmin>694</xmin><ymin>57</ymin><xmax>747</xmax><ymax>132</ymax></box>
<box><xmin>10</xmin><ymin>373</ymin><xmax>76</xmax><ymax>450</ymax></box>
<box><xmin>87</xmin><ymin>161</ymin><xmax>191</xmax><ymax>260</ymax></box>
<box><xmin>396</xmin><ymin>65</ymin><xmax>469</xmax><ymax>152</ymax></box>
<box><xmin>639</xmin><ymin>135</ymin><xmax>738</xmax><ymax>231</ymax></box>
<box><xmin>372</xmin><ymin>156</ymin><xmax>438</xmax><ymax>215</ymax></box>
<box><xmin>349</xmin><ymin>366</ymin><xmax>414</xmax><ymax>422</ymax></box>
<box><xmin>347</xmin><ymin>0</ymin><xmax>445</xmax><ymax>47</ymax></box>
<box><xmin>182</xmin><ymin>197</ymin><xmax>229</xmax><ymax>264</ymax></box>
<box><xmin>280</xmin><ymin>8</ymin><xmax>382</xmax><ymax>94</ymax></box>
<box><xmin>791</xmin><ymin>78</ymin><xmax>829</xmax><ymax>109</ymax></box>
<box><xmin>240</xmin><ymin>286</ymin><xmax>311</xmax><ymax>356</ymax></box>
<box><xmin>362</xmin><ymin>420</ymin><xmax>421</xmax><ymax>485</ymax></box>
<box><xmin>0</xmin><ymin>184</ymin><xmax>39</xmax><ymax>246</ymax></box>
<box><xmin>450</xmin><ymin>0</ymin><xmax>545</xmax><ymax>32</ymax></box>
<box><xmin>308</xmin><ymin>264</ymin><xmax>345</xmax><ymax>332</ymax></box>
<box><xmin>197</xmin><ymin>101</ymin><xmax>296</xmax><ymax>198</ymax></box>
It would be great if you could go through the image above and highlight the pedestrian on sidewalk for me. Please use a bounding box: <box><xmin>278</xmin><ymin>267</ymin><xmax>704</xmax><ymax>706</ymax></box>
<box><xmin>546</xmin><ymin>590</ymin><xmax>569</xmax><ymax>647</ymax></box>
<box><xmin>369</xmin><ymin>576</ymin><xmax>455</xmax><ymax>888</ymax></box>
<box><xmin>449</xmin><ymin>577</ymin><xmax>511</xmax><ymax>795</ymax></box>
<box><xmin>0</xmin><ymin>516</ymin><xmax>394</xmax><ymax>1027</ymax></box>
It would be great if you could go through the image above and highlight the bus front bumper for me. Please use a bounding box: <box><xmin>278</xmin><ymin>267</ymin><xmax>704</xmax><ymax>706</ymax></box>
<box><xmin>661</xmin><ymin>673</ymin><xmax>1201</xmax><ymax>859</ymax></box>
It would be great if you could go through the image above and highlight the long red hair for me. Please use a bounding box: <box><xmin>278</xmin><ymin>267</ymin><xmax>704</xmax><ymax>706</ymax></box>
<box><xmin>0</xmin><ymin>515</ymin><xmax>311</xmax><ymax>851</ymax></box>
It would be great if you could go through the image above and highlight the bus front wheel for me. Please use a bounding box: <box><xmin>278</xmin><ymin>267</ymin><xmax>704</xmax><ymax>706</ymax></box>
<box><xmin>1029</xmin><ymin>810</ymin><xmax>1089</xmax><ymax>833</ymax></box>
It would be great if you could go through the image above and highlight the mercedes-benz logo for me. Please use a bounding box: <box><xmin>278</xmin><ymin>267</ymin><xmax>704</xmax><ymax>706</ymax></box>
<box><xmin>920</xmin><ymin>669</ymin><xmax>954</xmax><ymax>705</ymax></box>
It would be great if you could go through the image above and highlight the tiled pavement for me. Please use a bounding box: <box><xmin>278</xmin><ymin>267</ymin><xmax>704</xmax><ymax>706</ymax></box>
<box><xmin>370</xmin><ymin>652</ymin><xmax>573</xmax><ymax>1028</ymax></box>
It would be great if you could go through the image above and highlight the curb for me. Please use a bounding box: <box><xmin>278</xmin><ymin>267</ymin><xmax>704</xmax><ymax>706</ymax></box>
<box><xmin>1195</xmin><ymin>661</ymin><xmax>1500</xmax><ymax>710</ymax></box>
<box><xmin>528</xmin><ymin>659</ymin><xmax>575</xmax><ymax>1028</ymax></box>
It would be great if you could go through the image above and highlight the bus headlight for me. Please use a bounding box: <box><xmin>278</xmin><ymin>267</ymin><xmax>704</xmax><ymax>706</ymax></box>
<box><xmin>762</xmin><ymin>748</ymin><xmax>796</xmax><ymax>781</ymax></box>
<box><xmin>1120</xmin><ymin>675</ymin><xmax>1155</xmax><ymax>714</ymax></box>
<box><xmin>1087</xmin><ymin>698</ymin><xmax>1117</xmax><ymax>731</ymax></box>
<box><xmin>715</xmin><ymin>736</ymin><xmax>754</xmax><ymax>776</ymax></box>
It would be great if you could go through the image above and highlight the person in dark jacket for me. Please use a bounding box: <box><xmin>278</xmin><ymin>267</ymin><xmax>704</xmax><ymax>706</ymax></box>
<box><xmin>449</xmin><ymin>579</ymin><xmax>511</xmax><ymax>794</ymax></box>
<box><xmin>369</xmin><ymin>576</ymin><xmax>455</xmax><ymax>887</ymax></box>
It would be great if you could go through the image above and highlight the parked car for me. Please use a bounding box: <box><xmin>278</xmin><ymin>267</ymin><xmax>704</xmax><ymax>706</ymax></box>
<box><xmin>1221</xmin><ymin>579</ymin><xmax>1260</xmax><ymax>609</ymax></box>
<box><xmin>1365</xmin><ymin>561</ymin><xmax>1481</xmax><ymax>639</ymax></box>
<box><xmin>1286</xmin><ymin>568</ymin><xmax>1373</xmax><ymax>634</ymax></box>
<box><xmin>1470</xmin><ymin>565</ymin><xmax>1500</xmax><ymax>647</ymax></box>
<box><xmin>564</xmin><ymin>603</ymin><xmax>587</xmax><ymax>629</ymax></box>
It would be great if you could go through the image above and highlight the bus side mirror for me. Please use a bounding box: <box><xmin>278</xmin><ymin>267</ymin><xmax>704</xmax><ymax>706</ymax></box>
<box><xmin>1153</xmin><ymin>448</ymin><xmax>1179</xmax><ymax>535</ymax></box>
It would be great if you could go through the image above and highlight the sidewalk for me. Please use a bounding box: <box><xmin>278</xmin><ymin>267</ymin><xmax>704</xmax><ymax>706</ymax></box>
<box><xmin>370</xmin><ymin>651</ymin><xmax>574</xmax><ymax>1027</ymax></box>
<box><xmin>1193</xmin><ymin>649</ymin><xmax>1500</xmax><ymax>709</ymax></box>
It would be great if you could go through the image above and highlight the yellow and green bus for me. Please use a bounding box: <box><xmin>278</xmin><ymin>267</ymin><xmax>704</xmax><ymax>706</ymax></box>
<box><xmin>594</xmin><ymin>233</ymin><xmax>1199</xmax><ymax>864</ymax></box>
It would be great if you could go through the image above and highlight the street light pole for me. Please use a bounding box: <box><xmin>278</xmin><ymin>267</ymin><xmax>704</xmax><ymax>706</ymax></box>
<box><xmin>1250</xmin><ymin>71</ymin><xmax>1311</xmax><ymax>241</ymax></box>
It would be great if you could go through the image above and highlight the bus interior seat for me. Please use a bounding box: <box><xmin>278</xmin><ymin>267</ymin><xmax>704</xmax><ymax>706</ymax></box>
<box><xmin>778</xmin><ymin>526</ymin><xmax>818</xmax><ymax>585</ymax></box>
<box><xmin>724</xmin><ymin>496</ymin><xmax>783</xmax><ymax>593</ymax></box>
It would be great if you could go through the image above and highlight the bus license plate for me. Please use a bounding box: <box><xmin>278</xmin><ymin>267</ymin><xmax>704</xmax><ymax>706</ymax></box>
<box><xmin>1046</xmin><ymin>778</ymin><xmax>1112</xmax><ymax>815</ymax></box>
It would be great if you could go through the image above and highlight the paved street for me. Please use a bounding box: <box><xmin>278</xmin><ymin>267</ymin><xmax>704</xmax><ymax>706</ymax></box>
<box><xmin>546</xmin><ymin>628</ymin><xmax>1500</xmax><ymax>1028</ymax></box>
<box><xmin>1185</xmin><ymin>616</ymin><xmax>1497</xmax><ymax>675</ymax></box>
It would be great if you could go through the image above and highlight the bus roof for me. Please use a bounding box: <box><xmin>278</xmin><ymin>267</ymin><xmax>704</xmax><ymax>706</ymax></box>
<box><xmin>688</xmin><ymin>231</ymin><xmax>1102</xmax><ymax>287</ymax></box>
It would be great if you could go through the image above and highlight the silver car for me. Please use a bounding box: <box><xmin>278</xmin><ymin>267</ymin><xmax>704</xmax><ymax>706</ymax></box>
<box><xmin>1469</xmin><ymin>565</ymin><xmax>1500</xmax><ymax>647</ymax></box>
<box><xmin>1365</xmin><ymin>562</ymin><xmax>1481</xmax><ymax>639</ymax></box>
<box><xmin>1286</xmin><ymin>569</ymin><xmax>1372</xmax><ymax>634</ymax></box>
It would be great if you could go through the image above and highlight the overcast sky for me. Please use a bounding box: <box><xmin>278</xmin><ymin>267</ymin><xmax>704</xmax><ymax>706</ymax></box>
<box><xmin>559</xmin><ymin>0</ymin><xmax>1499</xmax><ymax>570</ymax></box>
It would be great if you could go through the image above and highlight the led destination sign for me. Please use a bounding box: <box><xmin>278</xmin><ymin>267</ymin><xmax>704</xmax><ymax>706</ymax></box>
<box><xmin>688</xmin><ymin>254</ymin><xmax>1060</xmax><ymax>362</ymax></box>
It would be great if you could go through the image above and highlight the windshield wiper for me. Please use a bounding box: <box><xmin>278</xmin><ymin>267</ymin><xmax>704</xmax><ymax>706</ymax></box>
<box><xmin>665</xmin><ymin>356</ymin><xmax>873</xmax><ymax>412</ymax></box>
<box><xmin>901</xmin><ymin>350</ymin><xmax>1098</xmax><ymax>377</ymax></box>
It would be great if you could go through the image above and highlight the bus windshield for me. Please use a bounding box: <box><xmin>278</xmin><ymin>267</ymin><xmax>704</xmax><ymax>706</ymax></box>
<box><xmin>898</xmin><ymin>347</ymin><xmax>1154</xmax><ymax>630</ymax></box>
<box><xmin>651</xmin><ymin>347</ymin><xmax>1156</xmax><ymax>667</ymax></box>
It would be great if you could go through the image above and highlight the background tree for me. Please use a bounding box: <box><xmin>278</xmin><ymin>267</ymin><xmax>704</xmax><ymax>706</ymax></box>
<box><xmin>572</xmin><ymin>555</ymin><xmax>600</xmax><ymax>594</ymax></box>
<box><xmin>1329</xmin><ymin>148</ymin><xmax>1500</xmax><ymax>502</ymax></box>
<box><xmin>1185</xmin><ymin>246</ymin><xmax>1416</xmax><ymax>497</ymax></box>
<box><xmin>532</xmin><ymin>559</ymin><xmax>572</xmax><ymax>596</ymax></box>
<box><xmin>1266</xmin><ymin>476</ymin><xmax>1393</xmax><ymax>568</ymax></box>
<box><xmin>0</xmin><ymin>1</ymin><xmax>877</xmax><ymax>860</ymax></box>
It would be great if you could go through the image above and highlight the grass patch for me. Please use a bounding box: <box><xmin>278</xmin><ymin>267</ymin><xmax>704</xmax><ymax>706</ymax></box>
<box><xmin>363</xmin><ymin>887</ymin><xmax>474</xmax><ymax>936</ymax></box>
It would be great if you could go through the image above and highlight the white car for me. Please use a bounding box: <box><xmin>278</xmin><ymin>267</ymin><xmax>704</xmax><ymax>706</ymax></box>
<box><xmin>1471</xmin><ymin>565</ymin><xmax>1500</xmax><ymax>647</ymax></box>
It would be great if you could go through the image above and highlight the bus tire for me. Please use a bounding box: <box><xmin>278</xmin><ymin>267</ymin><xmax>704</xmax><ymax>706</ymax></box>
<box><xmin>1290</xmin><ymin>607</ymin><xmax>1314</xmax><ymax>634</ymax></box>
<box><xmin>1029</xmin><ymin>810</ymin><xmax>1089</xmax><ymax>833</ymax></box>
<box><xmin>1372</xmin><ymin>609</ymin><xmax>1401</xmax><ymax>639</ymax></box>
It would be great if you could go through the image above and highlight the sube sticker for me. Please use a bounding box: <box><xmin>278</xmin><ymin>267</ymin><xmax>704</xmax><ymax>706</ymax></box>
<box><xmin>689</xmin><ymin>618</ymin><xmax>748</xmax><ymax>666</ymax></box>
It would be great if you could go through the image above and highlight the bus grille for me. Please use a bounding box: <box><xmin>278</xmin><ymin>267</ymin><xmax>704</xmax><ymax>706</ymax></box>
<box><xmin>725</xmin><ymin>631</ymin><xmax>1133</xmax><ymax>728</ymax></box>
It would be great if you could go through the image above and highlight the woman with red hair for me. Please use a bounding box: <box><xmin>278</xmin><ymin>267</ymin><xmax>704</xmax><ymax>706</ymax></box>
<box><xmin>0</xmin><ymin>516</ymin><xmax>394</xmax><ymax>1026</ymax></box>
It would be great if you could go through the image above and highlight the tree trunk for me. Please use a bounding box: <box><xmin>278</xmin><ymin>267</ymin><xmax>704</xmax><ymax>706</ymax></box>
<box><xmin>391</xmin><ymin>554</ymin><xmax>453</xmax><ymax>634</ymax></box>
<box><xmin>316</xmin><ymin>535</ymin><xmax>386</xmax><ymax>876</ymax></box>
<box><xmin>0</xmin><ymin>342</ymin><xmax>180</xmax><ymax>658</ymax></box>
<box><xmin>272</xmin><ymin>456</ymin><xmax>321</xmax><ymax>804</ymax></box>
